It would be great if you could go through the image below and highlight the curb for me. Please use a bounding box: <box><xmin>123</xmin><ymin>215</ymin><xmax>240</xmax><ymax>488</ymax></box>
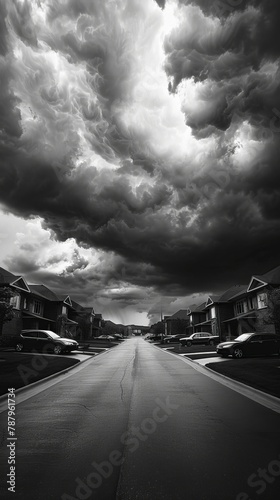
<box><xmin>0</xmin><ymin>348</ymin><xmax>111</xmax><ymax>407</ymax></box>
<box><xmin>152</xmin><ymin>343</ymin><xmax>280</xmax><ymax>413</ymax></box>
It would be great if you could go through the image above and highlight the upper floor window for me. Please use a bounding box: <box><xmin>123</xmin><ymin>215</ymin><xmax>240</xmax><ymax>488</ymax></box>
<box><xmin>33</xmin><ymin>300</ymin><xmax>43</xmax><ymax>315</ymax></box>
<box><xmin>62</xmin><ymin>305</ymin><xmax>68</xmax><ymax>316</ymax></box>
<box><xmin>235</xmin><ymin>300</ymin><xmax>248</xmax><ymax>315</ymax></box>
<box><xmin>247</xmin><ymin>296</ymin><xmax>254</xmax><ymax>310</ymax></box>
<box><xmin>10</xmin><ymin>294</ymin><xmax>21</xmax><ymax>310</ymax></box>
<box><xmin>210</xmin><ymin>306</ymin><xmax>216</xmax><ymax>319</ymax></box>
<box><xmin>257</xmin><ymin>292</ymin><xmax>267</xmax><ymax>309</ymax></box>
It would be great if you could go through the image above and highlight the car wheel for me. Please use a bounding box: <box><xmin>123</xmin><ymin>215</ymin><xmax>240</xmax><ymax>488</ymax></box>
<box><xmin>53</xmin><ymin>345</ymin><xmax>63</xmax><ymax>355</ymax></box>
<box><xmin>15</xmin><ymin>343</ymin><xmax>24</xmax><ymax>352</ymax></box>
<box><xmin>181</xmin><ymin>342</ymin><xmax>186</xmax><ymax>347</ymax></box>
<box><xmin>209</xmin><ymin>340</ymin><xmax>214</xmax><ymax>346</ymax></box>
<box><xmin>233</xmin><ymin>347</ymin><xmax>243</xmax><ymax>359</ymax></box>
<box><xmin>186</xmin><ymin>341</ymin><xmax>192</xmax><ymax>347</ymax></box>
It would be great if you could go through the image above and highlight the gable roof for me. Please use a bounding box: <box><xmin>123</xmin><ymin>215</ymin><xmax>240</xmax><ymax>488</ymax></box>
<box><xmin>0</xmin><ymin>267</ymin><xmax>30</xmax><ymax>292</ymax></box>
<box><xmin>169</xmin><ymin>309</ymin><xmax>189</xmax><ymax>320</ymax></box>
<box><xmin>0</xmin><ymin>267</ymin><xmax>17</xmax><ymax>284</ymax></box>
<box><xmin>29</xmin><ymin>284</ymin><xmax>60</xmax><ymax>301</ymax></box>
<box><xmin>218</xmin><ymin>285</ymin><xmax>247</xmax><ymax>301</ymax></box>
<box><xmin>205</xmin><ymin>285</ymin><xmax>247</xmax><ymax>307</ymax></box>
<box><xmin>187</xmin><ymin>302</ymin><xmax>206</xmax><ymax>314</ymax></box>
<box><xmin>248</xmin><ymin>265</ymin><xmax>280</xmax><ymax>292</ymax></box>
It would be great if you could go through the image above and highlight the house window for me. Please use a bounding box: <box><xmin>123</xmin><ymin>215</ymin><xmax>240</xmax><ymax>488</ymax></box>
<box><xmin>10</xmin><ymin>294</ymin><xmax>21</xmax><ymax>310</ymax></box>
<box><xmin>257</xmin><ymin>292</ymin><xmax>267</xmax><ymax>309</ymax></box>
<box><xmin>33</xmin><ymin>300</ymin><xmax>43</xmax><ymax>315</ymax></box>
<box><xmin>247</xmin><ymin>296</ymin><xmax>254</xmax><ymax>310</ymax></box>
<box><xmin>235</xmin><ymin>300</ymin><xmax>248</xmax><ymax>315</ymax></box>
<box><xmin>210</xmin><ymin>307</ymin><xmax>216</xmax><ymax>319</ymax></box>
<box><xmin>62</xmin><ymin>305</ymin><xmax>68</xmax><ymax>316</ymax></box>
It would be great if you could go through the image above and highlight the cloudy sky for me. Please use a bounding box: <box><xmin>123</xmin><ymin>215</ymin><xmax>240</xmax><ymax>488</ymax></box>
<box><xmin>1</xmin><ymin>0</ymin><xmax>280</xmax><ymax>325</ymax></box>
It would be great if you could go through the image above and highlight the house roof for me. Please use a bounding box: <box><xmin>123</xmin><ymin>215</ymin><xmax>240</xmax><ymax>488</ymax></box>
<box><xmin>168</xmin><ymin>309</ymin><xmax>189</xmax><ymax>320</ymax></box>
<box><xmin>187</xmin><ymin>302</ymin><xmax>206</xmax><ymax>314</ymax></box>
<box><xmin>29</xmin><ymin>284</ymin><xmax>60</xmax><ymax>301</ymax></box>
<box><xmin>0</xmin><ymin>267</ymin><xmax>30</xmax><ymax>292</ymax></box>
<box><xmin>0</xmin><ymin>267</ymin><xmax>18</xmax><ymax>284</ymax></box>
<box><xmin>254</xmin><ymin>265</ymin><xmax>280</xmax><ymax>285</ymax></box>
<box><xmin>205</xmin><ymin>285</ymin><xmax>247</xmax><ymax>306</ymax></box>
<box><xmin>247</xmin><ymin>264</ymin><xmax>280</xmax><ymax>292</ymax></box>
<box><xmin>71</xmin><ymin>300</ymin><xmax>84</xmax><ymax>312</ymax></box>
<box><xmin>218</xmin><ymin>285</ymin><xmax>247</xmax><ymax>301</ymax></box>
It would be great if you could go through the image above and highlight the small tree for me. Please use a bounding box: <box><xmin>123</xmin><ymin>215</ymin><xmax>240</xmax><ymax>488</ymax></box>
<box><xmin>0</xmin><ymin>287</ymin><xmax>15</xmax><ymax>337</ymax></box>
<box><xmin>151</xmin><ymin>321</ymin><xmax>165</xmax><ymax>335</ymax></box>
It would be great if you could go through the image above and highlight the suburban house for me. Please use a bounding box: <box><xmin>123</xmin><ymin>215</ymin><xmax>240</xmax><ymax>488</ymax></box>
<box><xmin>186</xmin><ymin>303</ymin><xmax>207</xmax><ymax>335</ymax></box>
<box><xmin>0</xmin><ymin>267</ymin><xmax>31</xmax><ymax>338</ymax></box>
<box><xmin>190</xmin><ymin>265</ymin><xmax>280</xmax><ymax>341</ymax></box>
<box><xmin>70</xmin><ymin>301</ymin><xmax>98</xmax><ymax>339</ymax></box>
<box><xmin>200</xmin><ymin>285</ymin><xmax>247</xmax><ymax>341</ymax></box>
<box><xmin>164</xmin><ymin>310</ymin><xmax>190</xmax><ymax>336</ymax></box>
<box><xmin>224</xmin><ymin>266</ymin><xmax>280</xmax><ymax>338</ymax></box>
<box><xmin>0</xmin><ymin>266</ymin><xmax>102</xmax><ymax>342</ymax></box>
<box><xmin>26</xmin><ymin>284</ymin><xmax>78</xmax><ymax>336</ymax></box>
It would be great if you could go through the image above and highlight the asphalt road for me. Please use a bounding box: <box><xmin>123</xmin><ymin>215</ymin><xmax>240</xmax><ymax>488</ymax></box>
<box><xmin>0</xmin><ymin>337</ymin><xmax>280</xmax><ymax>500</ymax></box>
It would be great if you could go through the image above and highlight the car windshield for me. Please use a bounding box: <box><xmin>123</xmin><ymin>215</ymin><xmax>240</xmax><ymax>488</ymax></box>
<box><xmin>234</xmin><ymin>333</ymin><xmax>252</xmax><ymax>342</ymax></box>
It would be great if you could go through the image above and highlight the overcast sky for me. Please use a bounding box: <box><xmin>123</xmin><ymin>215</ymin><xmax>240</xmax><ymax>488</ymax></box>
<box><xmin>1</xmin><ymin>0</ymin><xmax>280</xmax><ymax>325</ymax></box>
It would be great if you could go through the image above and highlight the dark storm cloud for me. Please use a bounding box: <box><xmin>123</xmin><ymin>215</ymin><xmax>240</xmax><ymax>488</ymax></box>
<box><xmin>165</xmin><ymin>1</ymin><xmax>280</xmax><ymax>137</ymax></box>
<box><xmin>1</xmin><ymin>0</ymin><xmax>280</xmax><ymax>313</ymax></box>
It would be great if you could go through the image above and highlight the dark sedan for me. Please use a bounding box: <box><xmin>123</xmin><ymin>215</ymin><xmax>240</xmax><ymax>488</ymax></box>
<box><xmin>163</xmin><ymin>334</ymin><xmax>187</xmax><ymax>344</ymax></box>
<box><xmin>14</xmin><ymin>330</ymin><xmax>79</xmax><ymax>355</ymax></box>
<box><xmin>216</xmin><ymin>332</ymin><xmax>280</xmax><ymax>359</ymax></box>
<box><xmin>180</xmin><ymin>332</ymin><xmax>220</xmax><ymax>347</ymax></box>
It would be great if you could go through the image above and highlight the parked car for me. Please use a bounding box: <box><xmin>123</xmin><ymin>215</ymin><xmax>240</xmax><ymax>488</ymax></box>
<box><xmin>145</xmin><ymin>334</ymin><xmax>162</xmax><ymax>342</ymax></box>
<box><xmin>180</xmin><ymin>332</ymin><xmax>220</xmax><ymax>347</ymax></box>
<box><xmin>112</xmin><ymin>333</ymin><xmax>123</xmax><ymax>340</ymax></box>
<box><xmin>14</xmin><ymin>330</ymin><xmax>79</xmax><ymax>355</ymax></box>
<box><xmin>216</xmin><ymin>332</ymin><xmax>280</xmax><ymax>358</ymax></box>
<box><xmin>96</xmin><ymin>335</ymin><xmax>115</xmax><ymax>340</ymax></box>
<box><xmin>163</xmin><ymin>334</ymin><xmax>186</xmax><ymax>344</ymax></box>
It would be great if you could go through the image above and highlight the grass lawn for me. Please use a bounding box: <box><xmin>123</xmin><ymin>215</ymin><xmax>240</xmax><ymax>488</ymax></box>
<box><xmin>0</xmin><ymin>352</ymin><xmax>80</xmax><ymax>396</ymax></box>
<box><xmin>156</xmin><ymin>343</ymin><xmax>216</xmax><ymax>353</ymax></box>
<box><xmin>206</xmin><ymin>357</ymin><xmax>280</xmax><ymax>399</ymax></box>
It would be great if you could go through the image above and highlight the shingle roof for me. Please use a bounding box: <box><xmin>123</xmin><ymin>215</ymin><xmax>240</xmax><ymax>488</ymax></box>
<box><xmin>169</xmin><ymin>309</ymin><xmax>189</xmax><ymax>320</ymax></box>
<box><xmin>187</xmin><ymin>302</ymin><xmax>206</xmax><ymax>313</ymax></box>
<box><xmin>254</xmin><ymin>265</ymin><xmax>280</xmax><ymax>285</ymax></box>
<box><xmin>218</xmin><ymin>285</ymin><xmax>247</xmax><ymax>301</ymax></box>
<box><xmin>29</xmin><ymin>284</ymin><xmax>60</xmax><ymax>301</ymax></box>
<box><xmin>0</xmin><ymin>267</ymin><xmax>18</xmax><ymax>284</ymax></box>
<box><xmin>71</xmin><ymin>300</ymin><xmax>84</xmax><ymax>311</ymax></box>
<box><xmin>205</xmin><ymin>285</ymin><xmax>247</xmax><ymax>306</ymax></box>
